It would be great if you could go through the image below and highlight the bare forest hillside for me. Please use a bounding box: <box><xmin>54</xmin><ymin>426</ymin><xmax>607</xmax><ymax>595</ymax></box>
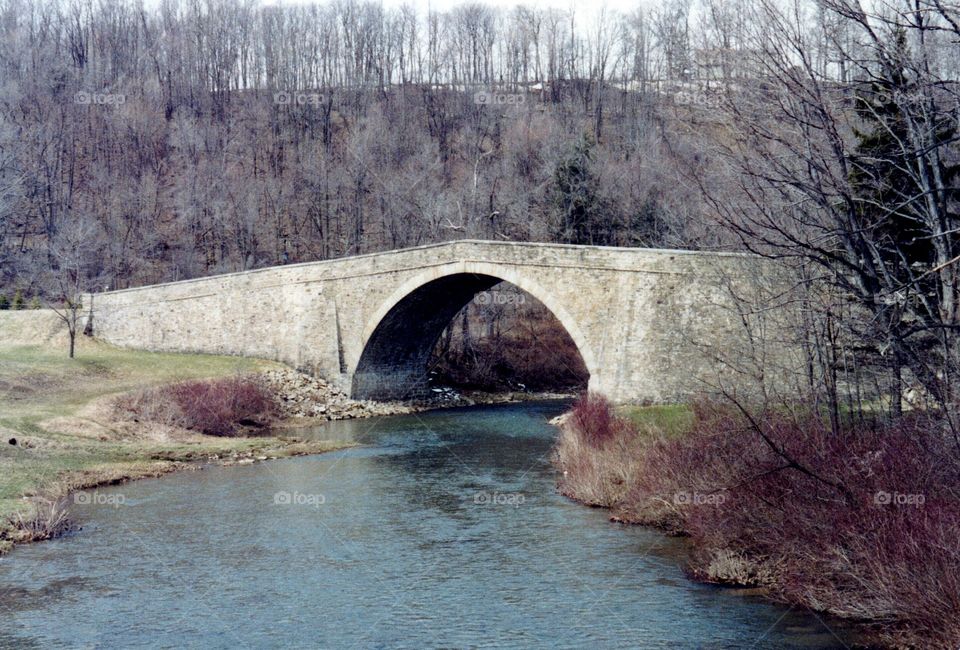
<box><xmin>0</xmin><ymin>0</ymin><xmax>742</xmax><ymax>295</ymax></box>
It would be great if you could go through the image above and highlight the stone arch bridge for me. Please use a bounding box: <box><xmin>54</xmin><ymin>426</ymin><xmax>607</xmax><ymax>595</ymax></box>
<box><xmin>88</xmin><ymin>240</ymin><xmax>783</xmax><ymax>403</ymax></box>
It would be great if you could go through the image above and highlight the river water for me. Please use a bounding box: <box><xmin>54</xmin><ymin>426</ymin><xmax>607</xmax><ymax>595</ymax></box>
<box><xmin>0</xmin><ymin>401</ymin><xmax>856</xmax><ymax>649</ymax></box>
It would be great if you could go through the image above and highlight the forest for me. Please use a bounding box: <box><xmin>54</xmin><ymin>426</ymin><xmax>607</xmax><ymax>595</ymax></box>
<box><xmin>0</xmin><ymin>0</ymin><xmax>830</xmax><ymax>291</ymax></box>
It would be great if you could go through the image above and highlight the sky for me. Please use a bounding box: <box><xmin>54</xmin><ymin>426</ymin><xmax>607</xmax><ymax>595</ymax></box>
<box><xmin>383</xmin><ymin>0</ymin><xmax>638</xmax><ymax>10</ymax></box>
<box><xmin>265</xmin><ymin>0</ymin><xmax>646</xmax><ymax>18</ymax></box>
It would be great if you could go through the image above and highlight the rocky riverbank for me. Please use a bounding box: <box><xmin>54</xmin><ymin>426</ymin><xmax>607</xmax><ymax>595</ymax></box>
<box><xmin>261</xmin><ymin>368</ymin><xmax>418</xmax><ymax>421</ymax></box>
<box><xmin>262</xmin><ymin>367</ymin><xmax>576</xmax><ymax>426</ymax></box>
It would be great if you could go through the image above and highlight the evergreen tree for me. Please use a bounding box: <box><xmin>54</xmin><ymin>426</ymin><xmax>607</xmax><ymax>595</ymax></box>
<box><xmin>849</xmin><ymin>30</ymin><xmax>960</xmax><ymax>293</ymax></box>
<box><xmin>553</xmin><ymin>135</ymin><xmax>613</xmax><ymax>245</ymax></box>
<box><xmin>628</xmin><ymin>191</ymin><xmax>668</xmax><ymax>247</ymax></box>
<box><xmin>848</xmin><ymin>29</ymin><xmax>960</xmax><ymax>411</ymax></box>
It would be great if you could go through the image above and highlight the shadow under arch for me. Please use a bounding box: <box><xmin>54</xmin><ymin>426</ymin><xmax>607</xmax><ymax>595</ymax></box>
<box><xmin>351</xmin><ymin>263</ymin><xmax>598</xmax><ymax>401</ymax></box>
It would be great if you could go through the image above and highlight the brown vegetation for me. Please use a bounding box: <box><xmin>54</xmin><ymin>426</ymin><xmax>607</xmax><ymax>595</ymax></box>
<box><xmin>554</xmin><ymin>394</ymin><xmax>960</xmax><ymax>649</ymax></box>
<box><xmin>3</xmin><ymin>497</ymin><xmax>74</xmax><ymax>545</ymax></box>
<box><xmin>3</xmin><ymin>0</ymin><xmax>960</xmax><ymax>643</ymax></box>
<box><xmin>0</xmin><ymin>0</ymin><xmax>715</xmax><ymax>299</ymax></box>
<box><xmin>117</xmin><ymin>376</ymin><xmax>278</xmax><ymax>437</ymax></box>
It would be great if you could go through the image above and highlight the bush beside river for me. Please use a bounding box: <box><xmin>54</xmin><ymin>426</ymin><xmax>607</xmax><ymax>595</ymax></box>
<box><xmin>553</xmin><ymin>393</ymin><xmax>960</xmax><ymax>649</ymax></box>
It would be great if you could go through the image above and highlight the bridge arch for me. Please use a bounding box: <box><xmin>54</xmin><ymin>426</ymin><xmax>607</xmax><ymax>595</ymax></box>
<box><xmin>351</xmin><ymin>261</ymin><xmax>599</xmax><ymax>400</ymax></box>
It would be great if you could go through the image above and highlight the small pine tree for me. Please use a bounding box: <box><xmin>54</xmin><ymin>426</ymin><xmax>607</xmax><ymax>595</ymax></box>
<box><xmin>11</xmin><ymin>291</ymin><xmax>24</xmax><ymax>310</ymax></box>
<box><xmin>553</xmin><ymin>134</ymin><xmax>615</xmax><ymax>245</ymax></box>
<box><xmin>849</xmin><ymin>29</ymin><xmax>960</xmax><ymax>288</ymax></box>
<box><xmin>29</xmin><ymin>296</ymin><xmax>41</xmax><ymax>309</ymax></box>
<box><xmin>0</xmin><ymin>295</ymin><xmax>8</xmax><ymax>310</ymax></box>
<box><xmin>848</xmin><ymin>29</ymin><xmax>960</xmax><ymax>415</ymax></box>
<box><xmin>629</xmin><ymin>192</ymin><xmax>667</xmax><ymax>247</ymax></box>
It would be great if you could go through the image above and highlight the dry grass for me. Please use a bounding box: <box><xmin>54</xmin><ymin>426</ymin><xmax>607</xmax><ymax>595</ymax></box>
<box><xmin>554</xmin><ymin>395</ymin><xmax>691</xmax><ymax>509</ymax></box>
<box><xmin>554</xmin><ymin>422</ymin><xmax>640</xmax><ymax>507</ymax></box>
<box><xmin>695</xmin><ymin>548</ymin><xmax>778</xmax><ymax>587</ymax></box>
<box><xmin>4</xmin><ymin>496</ymin><xmax>74</xmax><ymax>544</ymax></box>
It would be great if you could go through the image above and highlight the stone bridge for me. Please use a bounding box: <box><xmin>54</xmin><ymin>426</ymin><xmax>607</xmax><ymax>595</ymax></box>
<box><xmin>88</xmin><ymin>240</ymin><xmax>783</xmax><ymax>403</ymax></box>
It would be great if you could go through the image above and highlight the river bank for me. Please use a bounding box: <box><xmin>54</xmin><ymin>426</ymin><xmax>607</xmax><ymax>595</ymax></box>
<box><xmin>0</xmin><ymin>314</ymin><xmax>360</xmax><ymax>554</ymax></box>
<box><xmin>551</xmin><ymin>394</ymin><xmax>960</xmax><ymax>649</ymax></box>
<box><xmin>0</xmin><ymin>311</ymin><xmax>572</xmax><ymax>556</ymax></box>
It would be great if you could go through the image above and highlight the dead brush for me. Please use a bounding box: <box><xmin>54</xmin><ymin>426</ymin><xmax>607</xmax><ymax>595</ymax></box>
<box><xmin>554</xmin><ymin>393</ymin><xmax>645</xmax><ymax>507</ymax></box>
<box><xmin>5</xmin><ymin>496</ymin><xmax>75</xmax><ymax>543</ymax></box>
<box><xmin>116</xmin><ymin>375</ymin><xmax>278</xmax><ymax>436</ymax></box>
<box><xmin>619</xmin><ymin>401</ymin><xmax>960</xmax><ymax>647</ymax></box>
<box><xmin>554</xmin><ymin>394</ymin><xmax>960</xmax><ymax>646</ymax></box>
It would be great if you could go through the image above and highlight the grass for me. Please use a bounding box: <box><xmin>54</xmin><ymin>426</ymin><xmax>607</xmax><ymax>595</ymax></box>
<box><xmin>553</xmin><ymin>397</ymin><xmax>695</xmax><ymax>508</ymax></box>
<box><xmin>0</xmin><ymin>312</ymin><xmax>349</xmax><ymax>553</ymax></box>
<box><xmin>618</xmin><ymin>403</ymin><xmax>694</xmax><ymax>439</ymax></box>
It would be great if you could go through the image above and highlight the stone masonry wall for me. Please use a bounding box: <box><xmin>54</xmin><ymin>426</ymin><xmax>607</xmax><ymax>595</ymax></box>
<box><xmin>88</xmin><ymin>240</ymin><xmax>793</xmax><ymax>403</ymax></box>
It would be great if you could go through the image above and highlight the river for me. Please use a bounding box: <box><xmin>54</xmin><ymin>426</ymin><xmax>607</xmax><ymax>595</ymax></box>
<box><xmin>0</xmin><ymin>401</ymin><xmax>856</xmax><ymax>648</ymax></box>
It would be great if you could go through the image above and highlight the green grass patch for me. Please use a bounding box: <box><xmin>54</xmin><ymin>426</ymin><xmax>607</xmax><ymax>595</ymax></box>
<box><xmin>618</xmin><ymin>403</ymin><xmax>694</xmax><ymax>438</ymax></box>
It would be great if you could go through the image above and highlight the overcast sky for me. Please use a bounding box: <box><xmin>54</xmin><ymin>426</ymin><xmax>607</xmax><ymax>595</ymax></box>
<box><xmin>265</xmin><ymin>0</ymin><xmax>645</xmax><ymax>18</ymax></box>
<box><xmin>387</xmin><ymin>0</ymin><xmax>638</xmax><ymax>10</ymax></box>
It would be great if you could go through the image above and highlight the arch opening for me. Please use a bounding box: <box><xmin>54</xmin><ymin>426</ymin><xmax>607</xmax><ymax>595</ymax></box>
<box><xmin>351</xmin><ymin>273</ymin><xmax>591</xmax><ymax>401</ymax></box>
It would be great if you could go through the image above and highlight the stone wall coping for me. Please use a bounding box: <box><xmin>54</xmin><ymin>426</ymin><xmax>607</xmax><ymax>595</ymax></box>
<box><xmin>88</xmin><ymin>239</ymin><xmax>756</xmax><ymax>297</ymax></box>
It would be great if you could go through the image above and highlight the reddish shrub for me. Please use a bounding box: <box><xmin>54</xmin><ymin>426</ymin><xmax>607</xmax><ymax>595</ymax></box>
<box><xmin>169</xmin><ymin>377</ymin><xmax>277</xmax><ymax>436</ymax></box>
<box><xmin>570</xmin><ymin>393</ymin><xmax>629</xmax><ymax>447</ymax></box>
<box><xmin>120</xmin><ymin>376</ymin><xmax>278</xmax><ymax>436</ymax></box>
<box><xmin>558</xmin><ymin>396</ymin><xmax>960</xmax><ymax>647</ymax></box>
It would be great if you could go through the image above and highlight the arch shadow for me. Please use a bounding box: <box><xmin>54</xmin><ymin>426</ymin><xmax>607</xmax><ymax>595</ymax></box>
<box><xmin>351</xmin><ymin>265</ymin><xmax>598</xmax><ymax>401</ymax></box>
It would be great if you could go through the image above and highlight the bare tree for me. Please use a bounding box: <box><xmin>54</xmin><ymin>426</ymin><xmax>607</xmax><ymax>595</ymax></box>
<box><xmin>696</xmin><ymin>0</ymin><xmax>960</xmax><ymax>427</ymax></box>
<box><xmin>45</xmin><ymin>216</ymin><xmax>102</xmax><ymax>358</ymax></box>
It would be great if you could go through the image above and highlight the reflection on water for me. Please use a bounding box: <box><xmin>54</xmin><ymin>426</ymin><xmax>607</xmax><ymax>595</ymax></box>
<box><xmin>0</xmin><ymin>401</ymin><xmax>856</xmax><ymax>649</ymax></box>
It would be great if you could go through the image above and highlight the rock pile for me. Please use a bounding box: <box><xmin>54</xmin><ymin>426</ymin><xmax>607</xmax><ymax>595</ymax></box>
<box><xmin>261</xmin><ymin>368</ymin><xmax>416</xmax><ymax>421</ymax></box>
<box><xmin>261</xmin><ymin>367</ymin><xmax>575</xmax><ymax>424</ymax></box>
